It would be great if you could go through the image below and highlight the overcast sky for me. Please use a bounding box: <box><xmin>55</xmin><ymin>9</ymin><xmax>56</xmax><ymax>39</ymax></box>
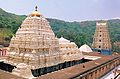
<box><xmin>0</xmin><ymin>0</ymin><xmax>120</xmax><ymax>21</ymax></box>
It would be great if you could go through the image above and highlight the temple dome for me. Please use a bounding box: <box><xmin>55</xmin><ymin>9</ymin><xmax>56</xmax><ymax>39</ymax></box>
<box><xmin>59</xmin><ymin>37</ymin><xmax>70</xmax><ymax>44</ymax></box>
<box><xmin>30</xmin><ymin>11</ymin><xmax>41</xmax><ymax>17</ymax></box>
<box><xmin>79</xmin><ymin>44</ymin><xmax>93</xmax><ymax>53</ymax></box>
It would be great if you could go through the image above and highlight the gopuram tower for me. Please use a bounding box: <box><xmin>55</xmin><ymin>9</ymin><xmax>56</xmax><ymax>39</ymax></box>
<box><xmin>92</xmin><ymin>21</ymin><xmax>112</xmax><ymax>55</ymax></box>
<box><xmin>4</xmin><ymin>6</ymin><xmax>63</xmax><ymax>74</ymax></box>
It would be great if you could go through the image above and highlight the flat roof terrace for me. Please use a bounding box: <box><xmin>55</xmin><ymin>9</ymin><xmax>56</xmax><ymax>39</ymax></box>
<box><xmin>37</xmin><ymin>52</ymin><xmax>120</xmax><ymax>79</ymax></box>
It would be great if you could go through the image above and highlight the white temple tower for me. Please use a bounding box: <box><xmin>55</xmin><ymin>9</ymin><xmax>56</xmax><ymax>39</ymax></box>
<box><xmin>5</xmin><ymin>6</ymin><xmax>63</xmax><ymax>69</ymax></box>
<box><xmin>92</xmin><ymin>21</ymin><xmax>112</xmax><ymax>55</ymax></box>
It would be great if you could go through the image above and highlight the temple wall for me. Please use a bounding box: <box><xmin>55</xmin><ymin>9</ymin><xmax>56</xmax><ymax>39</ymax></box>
<box><xmin>75</xmin><ymin>57</ymin><xmax>120</xmax><ymax>79</ymax></box>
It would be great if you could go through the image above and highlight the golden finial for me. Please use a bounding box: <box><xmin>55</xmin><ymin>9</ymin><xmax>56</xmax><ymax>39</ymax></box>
<box><xmin>35</xmin><ymin>6</ymin><xmax>38</xmax><ymax>11</ymax></box>
<box><xmin>30</xmin><ymin>6</ymin><xmax>41</xmax><ymax>17</ymax></box>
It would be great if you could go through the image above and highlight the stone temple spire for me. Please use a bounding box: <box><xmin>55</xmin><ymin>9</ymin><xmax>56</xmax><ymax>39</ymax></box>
<box><xmin>92</xmin><ymin>21</ymin><xmax>112</xmax><ymax>55</ymax></box>
<box><xmin>6</xmin><ymin>6</ymin><xmax>63</xmax><ymax>69</ymax></box>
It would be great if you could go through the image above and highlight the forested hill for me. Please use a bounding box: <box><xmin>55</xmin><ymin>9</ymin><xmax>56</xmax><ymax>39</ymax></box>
<box><xmin>0</xmin><ymin>8</ymin><xmax>120</xmax><ymax>51</ymax></box>
<box><xmin>0</xmin><ymin>8</ymin><xmax>26</xmax><ymax>43</ymax></box>
<box><xmin>48</xmin><ymin>18</ymin><xmax>120</xmax><ymax>48</ymax></box>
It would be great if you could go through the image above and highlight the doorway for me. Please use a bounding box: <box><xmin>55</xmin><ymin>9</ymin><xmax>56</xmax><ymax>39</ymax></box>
<box><xmin>98</xmin><ymin>50</ymin><xmax>101</xmax><ymax>52</ymax></box>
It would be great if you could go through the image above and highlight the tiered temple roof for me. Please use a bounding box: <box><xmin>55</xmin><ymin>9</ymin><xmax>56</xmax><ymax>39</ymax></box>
<box><xmin>92</xmin><ymin>21</ymin><xmax>112</xmax><ymax>55</ymax></box>
<box><xmin>4</xmin><ymin>6</ymin><xmax>63</xmax><ymax>69</ymax></box>
<box><xmin>92</xmin><ymin>22</ymin><xmax>112</xmax><ymax>49</ymax></box>
<box><xmin>59</xmin><ymin>37</ymin><xmax>83</xmax><ymax>61</ymax></box>
<box><xmin>79</xmin><ymin>44</ymin><xmax>93</xmax><ymax>53</ymax></box>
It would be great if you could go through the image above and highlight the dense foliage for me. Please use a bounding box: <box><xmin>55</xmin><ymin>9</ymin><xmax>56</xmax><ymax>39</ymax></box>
<box><xmin>0</xmin><ymin>8</ymin><xmax>26</xmax><ymax>43</ymax></box>
<box><xmin>0</xmin><ymin>8</ymin><xmax>120</xmax><ymax>52</ymax></box>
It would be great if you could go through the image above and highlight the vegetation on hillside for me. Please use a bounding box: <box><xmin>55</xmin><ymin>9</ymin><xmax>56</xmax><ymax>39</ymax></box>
<box><xmin>0</xmin><ymin>8</ymin><xmax>26</xmax><ymax>43</ymax></box>
<box><xmin>0</xmin><ymin>8</ymin><xmax>120</xmax><ymax>52</ymax></box>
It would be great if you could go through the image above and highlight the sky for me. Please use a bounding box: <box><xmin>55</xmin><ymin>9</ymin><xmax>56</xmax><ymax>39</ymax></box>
<box><xmin>0</xmin><ymin>0</ymin><xmax>120</xmax><ymax>21</ymax></box>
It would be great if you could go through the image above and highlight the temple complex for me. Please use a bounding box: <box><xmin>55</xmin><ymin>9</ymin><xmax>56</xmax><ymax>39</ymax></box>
<box><xmin>0</xmin><ymin>6</ymin><xmax>84</xmax><ymax>77</ymax></box>
<box><xmin>92</xmin><ymin>21</ymin><xmax>112</xmax><ymax>55</ymax></box>
<box><xmin>0</xmin><ymin>6</ymin><xmax>120</xmax><ymax>79</ymax></box>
